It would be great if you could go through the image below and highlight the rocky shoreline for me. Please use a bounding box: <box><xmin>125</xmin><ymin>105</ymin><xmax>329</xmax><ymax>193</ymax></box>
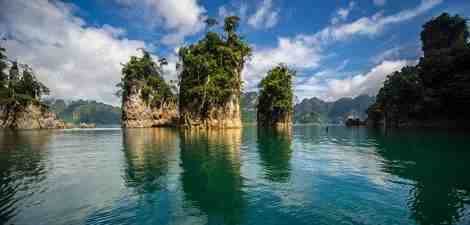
<box><xmin>121</xmin><ymin>84</ymin><xmax>178</xmax><ymax>128</ymax></box>
<box><xmin>0</xmin><ymin>103</ymin><xmax>65</xmax><ymax>130</ymax></box>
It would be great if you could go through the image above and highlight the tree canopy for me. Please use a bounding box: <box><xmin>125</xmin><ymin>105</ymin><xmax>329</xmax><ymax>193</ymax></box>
<box><xmin>178</xmin><ymin>16</ymin><xmax>251</xmax><ymax>117</ymax></box>
<box><xmin>368</xmin><ymin>66</ymin><xmax>424</xmax><ymax>123</ymax></box>
<box><xmin>257</xmin><ymin>64</ymin><xmax>294</xmax><ymax>125</ymax></box>
<box><xmin>421</xmin><ymin>12</ymin><xmax>469</xmax><ymax>57</ymax></box>
<box><xmin>118</xmin><ymin>49</ymin><xmax>175</xmax><ymax>107</ymax></box>
<box><xmin>0</xmin><ymin>46</ymin><xmax>50</xmax><ymax>107</ymax></box>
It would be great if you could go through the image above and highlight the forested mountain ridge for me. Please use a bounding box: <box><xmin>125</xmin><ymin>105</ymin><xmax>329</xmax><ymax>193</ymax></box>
<box><xmin>295</xmin><ymin>95</ymin><xmax>375</xmax><ymax>124</ymax></box>
<box><xmin>241</xmin><ymin>91</ymin><xmax>257</xmax><ymax>123</ymax></box>
<box><xmin>240</xmin><ymin>92</ymin><xmax>375</xmax><ymax>124</ymax></box>
<box><xmin>45</xmin><ymin>99</ymin><xmax>121</xmax><ymax>125</ymax></box>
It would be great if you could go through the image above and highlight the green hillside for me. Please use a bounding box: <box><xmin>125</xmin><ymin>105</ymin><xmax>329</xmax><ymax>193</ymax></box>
<box><xmin>240</xmin><ymin>92</ymin><xmax>258</xmax><ymax>123</ymax></box>
<box><xmin>241</xmin><ymin>92</ymin><xmax>375</xmax><ymax>124</ymax></box>
<box><xmin>295</xmin><ymin>95</ymin><xmax>375</xmax><ymax>124</ymax></box>
<box><xmin>45</xmin><ymin>99</ymin><xmax>121</xmax><ymax>125</ymax></box>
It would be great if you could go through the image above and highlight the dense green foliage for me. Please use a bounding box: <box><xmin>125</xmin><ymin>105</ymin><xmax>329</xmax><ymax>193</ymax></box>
<box><xmin>118</xmin><ymin>50</ymin><xmax>175</xmax><ymax>107</ymax></box>
<box><xmin>368</xmin><ymin>13</ymin><xmax>470</xmax><ymax>126</ymax></box>
<box><xmin>46</xmin><ymin>99</ymin><xmax>121</xmax><ymax>125</ymax></box>
<box><xmin>421</xmin><ymin>13</ymin><xmax>468</xmax><ymax>58</ymax></box>
<box><xmin>257</xmin><ymin>64</ymin><xmax>294</xmax><ymax>125</ymax></box>
<box><xmin>0</xmin><ymin>47</ymin><xmax>8</xmax><ymax>89</ymax></box>
<box><xmin>368</xmin><ymin>67</ymin><xmax>423</xmax><ymax>123</ymax></box>
<box><xmin>178</xmin><ymin>16</ymin><xmax>251</xmax><ymax>117</ymax></box>
<box><xmin>0</xmin><ymin>46</ymin><xmax>50</xmax><ymax>107</ymax></box>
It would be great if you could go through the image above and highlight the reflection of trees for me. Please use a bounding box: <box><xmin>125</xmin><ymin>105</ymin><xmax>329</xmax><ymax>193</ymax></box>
<box><xmin>179</xmin><ymin>129</ymin><xmax>244</xmax><ymax>225</ymax></box>
<box><xmin>122</xmin><ymin>128</ymin><xmax>178</xmax><ymax>193</ymax></box>
<box><xmin>257</xmin><ymin>127</ymin><xmax>292</xmax><ymax>183</ymax></box>
<box><xmin>0</xmin><ymin>131</ymin><xmax>51</xmax><ymax>225</ymax></box>
<box><xmin>372</xmin><ymin>130</ymin><xmax>470</xmax><ymax>225</ymax></box>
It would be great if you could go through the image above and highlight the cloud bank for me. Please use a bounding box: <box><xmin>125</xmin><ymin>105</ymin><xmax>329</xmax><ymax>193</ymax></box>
<box><xmin>0</xmin><ymin>0</ymin><xmax>147</xmax><ymax>105</ymax></box>
<box><xmin>295</xmin><ymin>60</ymin><xmax>414</xmax><ymax>101</ymax></box>
<box><xmin>115</xmin><ymin>0</ymin><xmax>207</xmax><ymax>45</ymax></box>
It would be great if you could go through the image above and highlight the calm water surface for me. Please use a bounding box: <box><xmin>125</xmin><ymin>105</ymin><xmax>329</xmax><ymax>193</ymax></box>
<box><xmin>0</xmin><ymin>126</ymin><xmax>469</xmax><ymax>225</ymax></box>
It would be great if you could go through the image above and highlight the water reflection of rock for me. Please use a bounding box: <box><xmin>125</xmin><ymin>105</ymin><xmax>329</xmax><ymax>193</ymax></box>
<box><xmin>257</xmin><ymin>127</ymin><xmax>293</xmax><ymax>183</ymax></box>
<box><xmin>122</xmin><ymin>128</ymin><xmax>178</xmax><ymax>193</ymax></box>
<box><xmin>0</xmin><ymin>131</ymin><xmax>51</xmax><ymax>224</ymax></box>
<box><xmin>372</xmin><ymin>130</ymin><xmax>470</xmax><ymax>225</ymax></box>
<box><xmin>179</xmin><ymin>129</ymin><xmax>244</xmax><ymax>225</ymax></box>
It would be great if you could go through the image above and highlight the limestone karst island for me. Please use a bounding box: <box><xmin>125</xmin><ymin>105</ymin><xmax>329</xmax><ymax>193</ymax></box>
<box><xmin>1</xmin><ymin>0</ymin><xmax>470</xmax><ymax>225</ymax></box>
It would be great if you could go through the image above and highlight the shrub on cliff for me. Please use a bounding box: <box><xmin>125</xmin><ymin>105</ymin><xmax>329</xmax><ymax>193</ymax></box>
<box><xmin>118</xmin><ymin>50</ymin><xmax>176</xmax><ymax>107</ymax></box>
<box><xmin>257</xmin><ymin>64</ymin><xmax>295</xmax><ymax>126</ymax></box>
<box><xmin>0</xmin><ymin>46</ymin><xmax>50</xmax><ymax>107</ymax></box>
<box><xmin>178</xmin><ymin>16</ymin><xmax>251</xmax><ymax>117</ymax></box>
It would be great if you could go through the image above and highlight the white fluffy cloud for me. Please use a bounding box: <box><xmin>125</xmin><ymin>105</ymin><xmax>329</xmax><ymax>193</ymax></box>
<box><xmin>149</xmin><ymin>0</ymin><xmax>206</xmax><ymax>45</ymax></box>
<box><xmin>248</xmin><ymin>0</ymin><xmax>280</xmax><ymax>29</ymax></box>
<box><xmin>301</xmin><ymin>0</ymin><xmax>442</xmax><ymax>45</ymax></box>
<box><xmin>243</xmin><ymin>37</ymin><xmax>321</xmax><ymax>90</ymax></box>
<box><xmin>0</xmin><ymin>0</ymin><xmax>149</xmax><ymax>105</ymax></box>
<box><xmin>295</xmin><ymin>60</ymin><xmax>414</xmax><ymax>101</ymax></box>
<box><xmin>116</xmin><ymin>0</ymin><xmax>206</xmax><ymax>45</ymax></box>
<box><xmin>372</xmin><ymin>47</ymin><xmax>402</xmax><ymax>64</ymax></box>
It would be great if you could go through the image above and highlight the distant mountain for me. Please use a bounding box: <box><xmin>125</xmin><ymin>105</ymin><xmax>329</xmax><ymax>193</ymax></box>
<box><xmin>240</xmin><ymin>92</ymin><xmax>258</xmax><ymax>123</ymax></box>
<box><xmin>45</xmin><ymin>99</ymin><xmax>121</xmax><ymax>125</ymax></box>
<box><xmin>293</xmin><ymin>97</ymin><xmax>329</xmax><ymax>124</ymax></box>
<box><xmin>295</xmin><ymin>95</ymin><xmax>375</xmax><ymax>124</ymax></box>
<box><xmin>241</xmin><ymin>92</ymin><xmax>375</xmax><ymax>124</ymax></box>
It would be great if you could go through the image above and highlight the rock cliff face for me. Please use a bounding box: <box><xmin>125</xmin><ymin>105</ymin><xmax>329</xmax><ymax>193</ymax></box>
<box><xmin>0</xmin><ymin>103</ymin><xmax>65</xmax><ymax>129</ymax></box>
<box><xmin>257</xmin><ymin>110</ymin><xmax>292</xmax><ymax>128</ymax></box>
<box><xmin>180</xmin><ymin>93</ymin><xmax>242</xmax><ymax>129</ymax></box>
<box><xmin>122</xmin><ymin>84</ymin><xmax>178</xmax><ymax>128</ymax></box>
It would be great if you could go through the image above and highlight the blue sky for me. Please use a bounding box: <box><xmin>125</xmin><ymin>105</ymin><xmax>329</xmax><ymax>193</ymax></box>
<box><xmin>1</xmin><ymin>0</ymin><xmax>469</xmax><ymax>105</ymax></box>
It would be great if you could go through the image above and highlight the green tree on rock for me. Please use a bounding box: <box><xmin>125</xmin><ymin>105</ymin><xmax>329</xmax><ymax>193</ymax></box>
<box><xmin>368</xmin><ymin>13</ymin><xmax>470</xmax><ymax>127</ymax></box>
<box><xmin>178</xmin><ymin>16</ymin><xmax>251</xmax><ymax>125</ymax></box>
<box><xmin>368</xmin><ymin>66</ymin><xmax>424</xmax><ymax>125</ymax></box>
<box><xmin>0</xmin><ymin>46</ymin><xmax>50</xmax><ymax>107</ymax></box>
<box><xmin>118</xmin><ymin>49</ymin><xmax>175</xmax><ymax>107</ymax></box>
<box><xmin>418</xmin><ymin>13</ymin><xmax>470</xmax><ymax>116</ymax></box>
<box><xmin>421</xmin><ymin>13</ymin><xmax>469</xmax><ymax>57</ymax></box>
<box><xmin>257</xmin><ymin>64</ymin><xmax>294</xmax><ymax>127</ymax></box>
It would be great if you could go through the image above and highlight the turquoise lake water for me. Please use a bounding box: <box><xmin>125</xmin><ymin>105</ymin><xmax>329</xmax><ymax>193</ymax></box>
<box><xmin>0</xmin><ymin>126</ymin><xmax>469</xmax><ymax>225</ymax></box>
